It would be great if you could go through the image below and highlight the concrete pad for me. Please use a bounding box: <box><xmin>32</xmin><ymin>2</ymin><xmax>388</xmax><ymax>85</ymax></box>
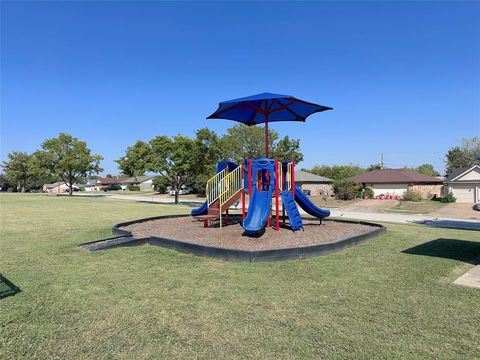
<box><xmin>454</xmin><ymin>264</ymin><xmax>480</xmax><ymax>289</ymax></box>
<box><xmin>431</xmin><ymin>203</ymin><xmax>480</xmax><ymax>220</ymax></box>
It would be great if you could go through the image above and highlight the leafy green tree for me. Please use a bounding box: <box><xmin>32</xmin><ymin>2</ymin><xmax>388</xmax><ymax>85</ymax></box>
<box><xmin>220</xmin><ymin>124</ymin><xmax>277</xmax><ymax>163</ymax></box>
<box><xmin>147</xmin><ymin>135</ymin><xmax>196</xmax><ymax>204</ymax></box>
<box><xmin>309</xmin><ymin>164</ymin><xmax>365</xmax><ymax>181</ymax></box>
<box><xmin>191</xmin><ymin>128</ymin><xmax>223</xmax><ymax>193</ymax></box>
<box><xmin>444</xmin><ymin>137</ymin><xmax>480</xmax><ymax>175</ymax></box>
<box><xmin>219</xmin><ymin>124</ymin><xmax>303</xmax><ymax>164</ymax></box>
<box><xmin>333</xmin><ymin>179</ymin><xmax>362</xmax><ymax>200</ymax></box>
<box><xmin>116</xmin><ymin>140</ymin><xmax>151</xmax><ymax>176</ymax></box>
<box><xmin>152</xmin><ymin>176</ymin><xmax>169</xmax><ymax>193</ymax></box>
<box><xmin>34</xmin><ymin>133</ymin><xmax>103</xmax><ymax>196</ymax></box>
<box><xmin>272</xmin><ymin>136</ymin><xmax>304</xmax><ymax>163</ymax></box>
<box><xmin>366</xmin><ymin>163</ymin><xmax>382</xmax><ymax>171</ymax></box>
<box><xmin>416</xmin><ymin>163</ymin><xmax>440</xmax><ymax>177</ymax></box>
<box><xmin>1</xmin><ymin>152</ymin><xmax>34</xmax><ymax>192</ymax></box>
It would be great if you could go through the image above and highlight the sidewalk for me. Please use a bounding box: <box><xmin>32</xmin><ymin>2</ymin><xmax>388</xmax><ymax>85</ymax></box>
<box><xmin>454</xmin><ymin>262</ymin><xmax>480</xmax><ymax>289</ymax></box>
<box><xmin>327</xmin><ymin>209</ymin><xmax>480</xmax><ymax>231</ymax></box>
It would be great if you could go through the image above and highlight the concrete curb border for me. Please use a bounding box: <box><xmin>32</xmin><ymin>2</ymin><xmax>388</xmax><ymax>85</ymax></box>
<box><xmin>80</xmin><ymin>215</ymin><xmax>386</xmax><ymax>262</ymax></box>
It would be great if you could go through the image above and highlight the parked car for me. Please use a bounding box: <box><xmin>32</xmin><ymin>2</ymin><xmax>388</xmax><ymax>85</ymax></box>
<box><xmin>169</xmin><ymin>187</ymin><xmax>193</xmax><ymax>196</ymax></box>
<box><xmin>103</xmin><ymin>184</ymin><xmax>122</xmax><ymax>191</ymax></box>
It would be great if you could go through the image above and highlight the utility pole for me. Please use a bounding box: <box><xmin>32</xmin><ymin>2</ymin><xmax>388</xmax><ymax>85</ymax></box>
<box><xmin>380</xmin><ymin>153</ymin><xmax>384</xmax><ymax>169</ymax></box>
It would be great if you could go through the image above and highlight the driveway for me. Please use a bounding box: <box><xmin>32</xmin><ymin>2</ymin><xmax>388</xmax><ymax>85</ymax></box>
<box><xmin>340</xmin><ymin>199</ymin><xmax>398</xmax><ymax>213</ymax></box>
<box><xmin>430</xmin><ymin>203</ymin><xmax>480</xmax><ymax>220</ymax></box>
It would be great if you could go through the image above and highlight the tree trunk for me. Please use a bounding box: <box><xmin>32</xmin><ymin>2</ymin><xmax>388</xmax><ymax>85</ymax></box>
<box><xmin>174</xmin><ymin>190</ymin><xmax>179</xmax><ymax>204</ymax></box>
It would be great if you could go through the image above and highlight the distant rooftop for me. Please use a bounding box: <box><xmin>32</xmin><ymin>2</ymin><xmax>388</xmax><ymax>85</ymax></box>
<box><xmin>348</xmin><ymin>169</ymin><xmax>443</xmax><ymax>184</ymax></box>
<box><xmin>295</xmin><ymin>170</ymin><xmax>333</xmax><ymax>183</ymax></box>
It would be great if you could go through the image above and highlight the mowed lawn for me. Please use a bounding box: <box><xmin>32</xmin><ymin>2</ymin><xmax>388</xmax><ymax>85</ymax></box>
<box><xmin>1</xmin><ymin>195</ymin><xmax>479</xmax><ymax>359</ymax></box>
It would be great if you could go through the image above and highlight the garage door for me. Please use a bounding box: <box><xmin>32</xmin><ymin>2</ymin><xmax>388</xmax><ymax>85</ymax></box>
<box><xmin>450</xmin><ymin>184</ymin><xmax>475</xmax><ymax>203</ymax></box>
<box><xmin>371</xmin><ymin>184</ymin><xmax>408</xmax><ymax>197</ymax></box>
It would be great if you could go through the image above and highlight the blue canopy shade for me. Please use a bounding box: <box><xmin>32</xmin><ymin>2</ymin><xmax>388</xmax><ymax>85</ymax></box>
<box><xmin>207</xmin><ymin>92</ymin><xmax>332</xmax><ymax>157</ymax></box>
<box><xmin>207</xmin><ymin>92</ymin><xmax>332</xmax><ymax>125</ymax></box>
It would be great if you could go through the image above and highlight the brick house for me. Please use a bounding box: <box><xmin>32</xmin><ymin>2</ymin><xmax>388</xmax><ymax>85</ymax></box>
<box><xmin>295</xmin><ymin>170</ymin><xmax>333</xmax><ymax>195</ymax></box>
<box><xmin>348</xmin><ymin>169</ymin><xmax>443</xmax><ymax>198</ymax></box>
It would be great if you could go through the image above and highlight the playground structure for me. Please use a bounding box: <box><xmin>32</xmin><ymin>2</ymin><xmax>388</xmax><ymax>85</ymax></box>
<box><xmin>192</xmin><ymin>158</ymin><xmax>330</xmax><ymax>235</ymax></box>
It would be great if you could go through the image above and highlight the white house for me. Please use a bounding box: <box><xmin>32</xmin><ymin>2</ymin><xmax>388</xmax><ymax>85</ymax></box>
<box><xmin>348</xmin><ymin>169</ymin><xmax>444</xmax><ymax>198</ymax></box>
<box><xmin>120</xmin><ymin>176</ymin><xmax>155</xmax><ymax>190</ymax></box>
<box><xmin>444</xmin><ymin>165</ymin><xmax>480</xmax><ymax>203</ymax></box>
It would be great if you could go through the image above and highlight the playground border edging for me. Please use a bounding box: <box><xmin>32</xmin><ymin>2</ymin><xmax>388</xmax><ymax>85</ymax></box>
<box><xmin>80</xmin><ymin>215</ymin><xmax>386</xmax><ymax>261</ymax></box>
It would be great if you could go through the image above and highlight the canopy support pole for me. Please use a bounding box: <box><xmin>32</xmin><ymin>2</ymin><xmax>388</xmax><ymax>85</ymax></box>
<box><xmin>265</xmin><ymin>112</ymin><xmax>269</xmax><ymax>158</ymax></box>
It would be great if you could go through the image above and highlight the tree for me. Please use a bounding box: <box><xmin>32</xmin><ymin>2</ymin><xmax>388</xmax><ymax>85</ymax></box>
<box><xmin>147</xmin><ymin>135</ymin><xmax>196</xmax><ymax>204</ymax></box>
<box><xmin>219</xmin><ymin>124</ymin><xmax>277</xmax><ymax>163</ymax></box>
<box><xmin>309</xmin><ymin>164</ymin><xmax>365</xmax><ymax>181</ymax></box>
<box><xmin>416</xmin><ymin>163</ymin><xmax>440</xmax><ymax>177</ymax></box>
<box><xmin>116</xmin><ymin>140</ymin><xmax>151</xmax><ymax>176</ymax></box>
<box><xmin>219</xmin><ymin>124</ymin><xmax>303</xmax><ymax>164</ymax></box>
<box><xmin>272</xmin><ymin>136</ymin><xmax>304</xmax><ymax>163</ymax></box>
<box><xmin>333</xmin><ymin>179</ymin><xmax>362</xmax><ymax>200</ymax></box>
<box><xmin>366</xmin><ymin>163</ymin><xmax>382</xmax><ymax>171</ymax></box>
<box><xmin>1</xmin><ymin>152</ymin><xmax>34</xmax><ymax>192</ymax></box>
<box><xmin>191</xmin><ymin>128</ymin><xmax>223</xmax><ymax>193</ymax></box>
<box><xmin>34</xmin><ymin>133</ymin><xmax>103</xmax><ymax>196</ymax></box>
<box><xmin>0</xmin><ymin>173</ymin><xmax>14</xmax><ymax>191</ymax></box>
<box><xmin>444</xmin><ymin>136</ymin><xmax>480</xmax><ymax>175</ymax></box>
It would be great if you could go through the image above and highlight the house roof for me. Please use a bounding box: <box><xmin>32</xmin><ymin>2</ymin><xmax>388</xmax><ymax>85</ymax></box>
<box><xmin>295</xmin><ymin>170</ymin><xmax>333</xmax><ymax>183</ymax></box>
<box><xmin>445</xmin><ymin>164</ymin><xmax>480</xmax><ymax>182</ymax></box>
<box><xmin>120</xmin><ymin>176</ymin><xmax>155</xmax><ymax>184</ymax></box>
<box><xmin>348</xmin><ymin>169</ymin><xmax>443</xmax><ymax>184</ymax></box>
<box><xmin>96</xmin><ymin>176</ymin><xmax>129</xmax><ymax>185</ymax></box>
<box><xmin>43</xmin><ymin>182</ymin><xmax>81</xmax><ymax>188</ymax></box>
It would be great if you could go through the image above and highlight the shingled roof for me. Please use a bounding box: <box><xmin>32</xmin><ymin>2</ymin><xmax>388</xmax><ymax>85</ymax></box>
<box><xmin>348</xmin><ymin>169</ymin><xmax>443</xmax><ymax>184</ymax></box>
<box><xmin>295</xmin><ymin>170</ymin><xmax>333</xmax><ymax>183</ymax></box>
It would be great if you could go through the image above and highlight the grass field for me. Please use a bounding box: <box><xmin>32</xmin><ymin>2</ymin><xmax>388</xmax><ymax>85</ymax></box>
<box><xmin>308</xmin><ymin>196</ymin><xmax>356</xmax><ymax>208</ymax></box>
<box><xmin>386</xmin><ymin>200</ymin><xmax>446</xmax><ymax>215</ymax></box>
<box><xmin>1</xmin><ymin>194</ymin><xmax>479</xmax><ymax>359</ymax></box>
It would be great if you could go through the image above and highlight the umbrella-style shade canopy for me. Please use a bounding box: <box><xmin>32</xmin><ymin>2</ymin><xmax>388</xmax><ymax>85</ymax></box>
<box><xmin>207</xmin><ymin>92</ymin><xmax>332</xmax><ymax>157</ymax></box>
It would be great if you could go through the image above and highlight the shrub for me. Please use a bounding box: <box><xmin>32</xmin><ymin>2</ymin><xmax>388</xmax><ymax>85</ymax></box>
<box><xmin>333</xmin><ymin>180</ymin><xmax>362</xmax><ymax>200</ymax></box>
<box><xmin>402</xmin><ymin>190</ymin><xmax>423</xmax><ymax>202</ymax></box>
<box><xmin>153</xmin><ymin>176</ymin><xmax>168</xmax><ymax>193</ymax></box>
<box><xmin>440</xmin><ymin>193</ymin><xmax>456</xmax><ymax>203</ymax></box>
<box><xmin>363</xmin><ymin>187</ymin><xmax>374</xmax><ymax>199</ymax></box>
<box><xmin>128</xmin><ymin>184</ymin><xmax>140</xmax><ymax>191</ymax></box>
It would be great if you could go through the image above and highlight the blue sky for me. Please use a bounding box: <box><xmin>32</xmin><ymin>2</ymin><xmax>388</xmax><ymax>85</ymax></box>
<box><xmin>2</xmin><ymin>1</ymin><xmax>479</xmax><ymax>175</ymax></box>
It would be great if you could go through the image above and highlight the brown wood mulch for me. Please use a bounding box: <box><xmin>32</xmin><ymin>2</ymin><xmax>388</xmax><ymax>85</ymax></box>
<box><xmin>121</xmin><ymin>216</ymin><xmax>376</xmax><ymax>251</ymax></box>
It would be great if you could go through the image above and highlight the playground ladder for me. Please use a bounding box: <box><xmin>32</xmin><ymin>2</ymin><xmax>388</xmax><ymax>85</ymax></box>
<box><xmin>218</xmin><ymin>165</ymin><xmax>243</xmax><ymax>228</ymax></box>
<box><xmin>206</xmin><ymin>168</ymin><xmax>227</xmax><ymax>206</ymax></box>
<box><xmin>286</xmin><ymin>162</ymin><xmax>293</xmax><ymax>191</ymax></box>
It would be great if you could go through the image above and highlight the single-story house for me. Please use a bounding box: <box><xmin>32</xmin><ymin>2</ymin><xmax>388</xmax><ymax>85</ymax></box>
<box><xmin>43</xmin><ymin>182</ymin><xmax>81</xmax><ymax>193</ymax></box>
<box><xmin>295</xmin><ymin>170</ymin><xmax>333</xmax><ymax>195</ymax></box>
<box><xmin>95</xmin><ymin>176</ymin><xmax>129</xmax><ymax>187</ymax></box>
<box><xmin>348</xmin><ymin>169</ymin><xmax>443</xmax><ymax>198</ymax></box>
<box><xmin>444</xmin><ymin>165</ymin><xmax>480</xmax><ymax>203</ymax></box>
<box><xmin>120</xmin><ymin>176</ymin><xmax>155</xmax><ymax>190</ymax></box>
<box><xmin>83</xmin><ymin>179</ymin><xmax>98</xmax><ymax>192</ymax></box>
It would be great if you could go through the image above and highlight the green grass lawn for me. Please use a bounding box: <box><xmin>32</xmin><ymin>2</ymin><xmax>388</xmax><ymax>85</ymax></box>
<box><xmin>308</xmin><ymin>196</ymin><xmax>356</xmax><ymax>208</ymax></box>
<box><xmin>386</xmin><ymin>200</ymin><xmax>447</xmax><ymax>214</ymax></box>
<box><xmin>1</xmin><ymin>194</ymin><xmax>479</xmax><ymax>359</ymax></box>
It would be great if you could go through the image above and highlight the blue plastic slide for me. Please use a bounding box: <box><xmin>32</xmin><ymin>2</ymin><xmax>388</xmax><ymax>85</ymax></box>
<box><xmin>242</xmin><ymin>187</ymin><xmax>274</xmax><ymax>235</ymax></box>
<box><xmin>280</xmin><ymin>191</ymin><xmax>304</xmax><ymax>231</ymax></box>
<box><xmin>191</xmin><ymin>161</ymin><xmax>238</xmax><ymax>216</ymax></box>
<box><xmin>191</xmin><ymin>201</ymin><xmax>208</xmax><ymax>217</ymax></box>
<box><xmin>294</xmin><ymin>187</ymin><xmax>330</xmax><ymax>219</ymax></box>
